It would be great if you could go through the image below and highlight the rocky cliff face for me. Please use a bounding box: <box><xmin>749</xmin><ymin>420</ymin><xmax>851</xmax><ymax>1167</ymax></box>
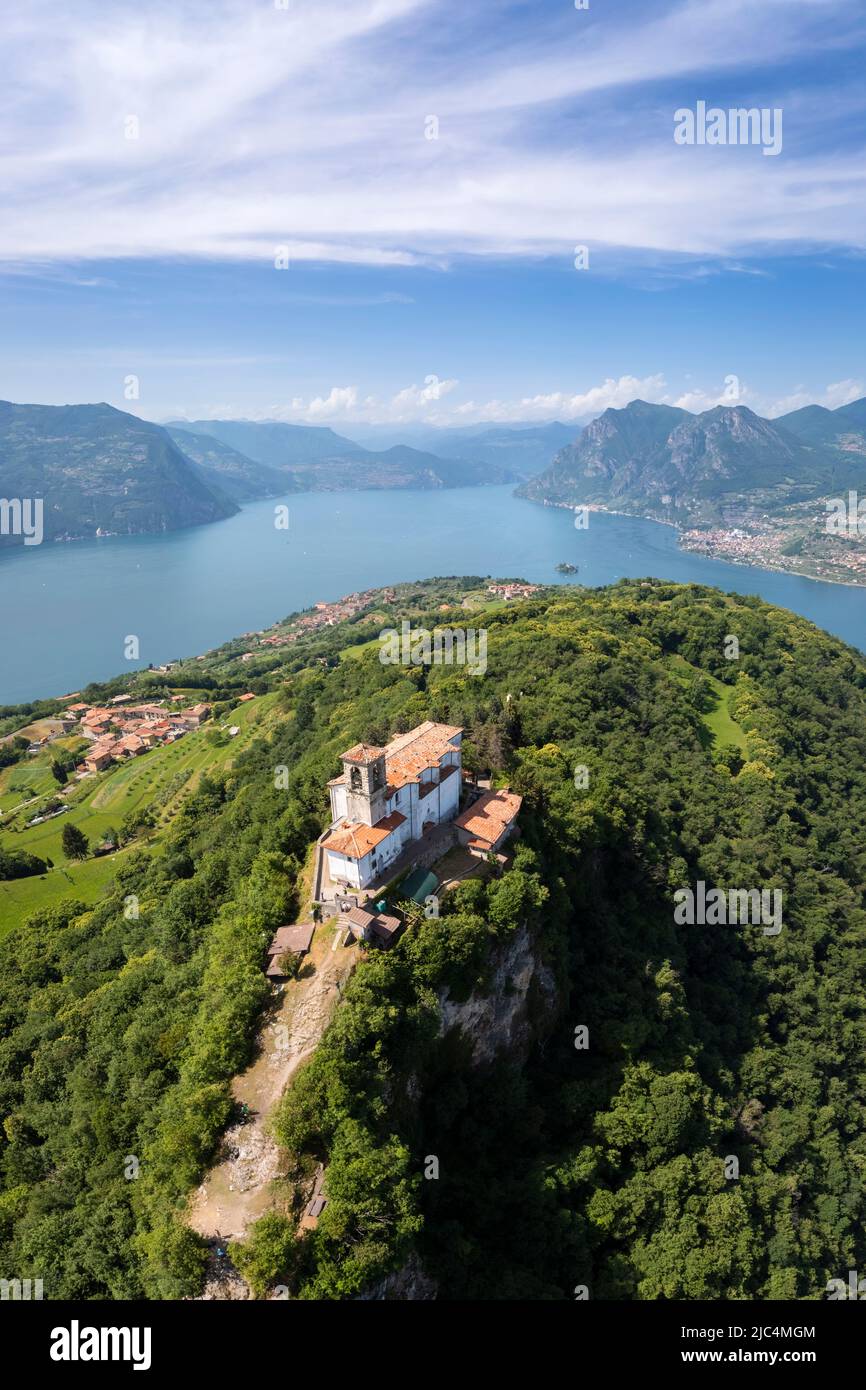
<box><xmin>0</xmin><ymin>399</ymin><xmax>238</xmax><ymax>546</ymax></box>
<box><xmin>438</xmin><ymin>922</ymin><xmax>558</xmax><ymax>1066</ymax></box>
<box><xmin>518</xmin><ymin>398</ymin><xmax>848</xmax><ymax>520</ymax></box>
<box><xmin>357</xmin><ymin>1252</ymin><xmax>438</xmax><ymax>1301</ymax></box>
<box><xmin>361</xmin><ymin>923</ymin><xmax>561</xmax><ymax>1302</ymax></box>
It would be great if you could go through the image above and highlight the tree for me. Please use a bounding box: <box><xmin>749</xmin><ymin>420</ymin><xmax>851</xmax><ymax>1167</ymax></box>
<box><xmin>230</xmin><ymin>1214</ymin><xmax>299</xmax><ymax>1298</ymax></box>
<box><xmin>119</xmin><ymin>807</ymin><xmax>156</xmax><ymax>842</ymax></box>
<box><xmin>276</xmin><ymin>951</ymin><xmax>300</xmax><ymax>979</ymax></box>
<box><xmin>61</xmin><ymin>822</ymin><xmax>89</xmax><ymax>860</ymax></box>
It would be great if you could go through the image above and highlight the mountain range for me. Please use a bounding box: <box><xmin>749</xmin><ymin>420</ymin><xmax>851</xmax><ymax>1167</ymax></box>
<box><xmin>169</xmin><ymin>418</ymin><xmax>526</xmax><ymax>490</ymax></box>
<box><xmin>329</xmin><ymin>420</ymin><xmax>576</xmax><ymax>474</ymax></box>
<box><xmin>519</xmin><ymin>397</ymin><xmax>866</xmax><ymax>524</ymax></box>
<box><xmin>6</xmin><ymin>394</ymin><xmax>866</xmax><ymax>551</ymax></box>
<box><xmin>0</xmin><ymin>403</ymin><xmax>543</xmax><ymax>549</ymax></box>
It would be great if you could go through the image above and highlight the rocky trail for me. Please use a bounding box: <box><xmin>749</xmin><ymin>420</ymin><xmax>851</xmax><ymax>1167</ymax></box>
<box><xmin>187</xmin><ymin>923</ymin><xmax>355</xmax><ymax>1298</ymax></box>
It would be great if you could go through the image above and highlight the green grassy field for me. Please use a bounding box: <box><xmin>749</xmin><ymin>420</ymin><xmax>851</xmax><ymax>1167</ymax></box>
<box><xmin>339</xmin><ymin>637</ymin><xmax>380</xmax><ymax>661</ymax></box>
<box><xmin>0</xmin><ymin>760</ymin><xmax>56</xmax><ymax>813</ymax></box>
<box><xmin>666</xmin><ymin>655</ymin><xmax>749</xmax><ymax>753</ymax></box>
<box><xmin>0</xmin><ymin>845</ymin><xmax>143</xmax><ymax>929</ymax></box>
<box><xmin>701</xmin><ymin>679</ymin><xmax>749</xmax><ymax>751</ymax></box>
<box><xmin>0</xmin><ymin>693</ymin><xmax>277</xmax><ymax>937</ymax></box>
<box><xmin>0</xmin><ymin>736</ymin><xmax>88</xmax><ymax>813</ymax></box>
<box><xmin>457</xmin><ymin>591</ymin><xmax>508</xmax><ymax>612</ymax></box>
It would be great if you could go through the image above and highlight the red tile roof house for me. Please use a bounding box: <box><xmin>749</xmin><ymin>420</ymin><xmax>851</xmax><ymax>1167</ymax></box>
<box><xmin>175</xmin><ymin>703</ymin><xmax>211</xmax><ymax>728</ymax></box>
<box><xmin>321</xmin><ymin>722</ymin><xmax>463</xmax><ymax>892</ymax></box>
<box><xmin>80</xmin><ymin>711</ymin><xmax>113</xmax><ymax>740</ymax></box>
<box><xmin>454</xmin><ymin>789</ymin><xmax>523</xmax><ymax>859</ymax></box>
<box><xmin>84</xmin><ymin>742</ymin><xmax>115</xmax><ymax>773</ymax></box>
<box><xmin>116</xmin><ymin>734</ymin><xmax>146</xmax><ymax>757</ymax></box>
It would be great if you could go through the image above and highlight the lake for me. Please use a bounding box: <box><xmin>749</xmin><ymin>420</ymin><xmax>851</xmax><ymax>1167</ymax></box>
<box><xmin>3</xmin><ymin>484</ymin><xmax>866</xmax><ymax>705</ymax></box>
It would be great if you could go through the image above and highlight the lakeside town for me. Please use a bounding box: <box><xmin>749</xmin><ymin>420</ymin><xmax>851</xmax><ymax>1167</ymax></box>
<box><xmin>679</xmin><ymin>512</ymin><xmax>866</xmax><ymax>585</ymax></box>
<box><xmin>232</xmin><ymin>582</ymin><xmax>542</xmax><ymax>663</ymax></box>
<box><xmin>236</xmin><ymin>587</ymin><xmax>398</xmax><ymax>660</ymax></box>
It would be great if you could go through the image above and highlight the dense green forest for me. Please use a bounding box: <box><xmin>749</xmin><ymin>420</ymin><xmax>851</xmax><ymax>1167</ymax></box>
<box><xmin>1</xmin><ymin>577</ymin><xmax>865</xmax><ymax>1300</ymax></box>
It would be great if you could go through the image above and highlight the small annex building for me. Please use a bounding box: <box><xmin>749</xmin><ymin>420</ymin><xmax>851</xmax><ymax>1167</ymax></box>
<box><xmin>454</xmin><ymin>788</ymin><xmax>523</xmax><ymax>859</ymax></box>
<box><xmin>343</xmin><ymin>905</ymin><xmax>405</xmax><ymax>950</ymax></box>
<box><xmin>265</xmin><ymin>922</ymin><xmax>316</xmax><ymax>978</ymax></box>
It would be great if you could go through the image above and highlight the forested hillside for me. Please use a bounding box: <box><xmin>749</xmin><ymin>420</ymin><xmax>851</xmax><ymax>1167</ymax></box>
<box><xmin>0</xmin><ymin>401</ymin><xmax>237</xmax><ymax>545</ymax></box>
<box><xmin>1</xmin><ymin>578</ymin><xmax>865</xmax><ymax>1300</ymax></box>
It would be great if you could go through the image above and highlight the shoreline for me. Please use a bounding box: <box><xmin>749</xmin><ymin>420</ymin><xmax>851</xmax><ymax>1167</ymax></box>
<box><xmin>7</xmin><ymin>487</ymin><xmax>866</xmax><ymax>707</ymax></box>
<box><xmin>528</xmin><ymin>494</ymin><xmax>866</xmax><ymax>591</ymax></box>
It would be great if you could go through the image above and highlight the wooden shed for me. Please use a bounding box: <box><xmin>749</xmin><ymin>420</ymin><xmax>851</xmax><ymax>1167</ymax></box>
<box><xmin>265</xmin><ymin>922</ymin><xmax>316</xmax><ymax>977</ymax></box>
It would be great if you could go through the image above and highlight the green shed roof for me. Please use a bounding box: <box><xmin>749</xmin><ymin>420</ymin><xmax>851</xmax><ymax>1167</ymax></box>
<box><xmin>402</xmin><ymin>867</ymin><xmax>439</xmax><ymax>903</ymax></box>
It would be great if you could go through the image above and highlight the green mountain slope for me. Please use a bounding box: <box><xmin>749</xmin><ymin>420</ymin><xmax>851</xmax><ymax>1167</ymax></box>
<box><xmin>776</xmin><ymin>401</ymin><xmax>866</xmax><ymax>457</ymax></box>
<box><xmin>166</xmin><ymin>426</ymin><xmax>295</xmax><ymax>501</ymax></box>
<box><xmin>2</xmin><ymin>578</ymin><xmax>866</xmax><ymax>1302</ymax></box>
<box><xmin>830</xmin><ymin>394</ymin><xmax>866</xmax><ymax>429</ymax></box>
<box><xmin>173</xmin><ymin>418</ymin><xmax>520</xmax><ymax>488</ymax></box>
<box><xmin>0</xmin><ymin>401</ymin><xmax>237</xmax><ymax>547</ymax></box>
<box><xmin>171</xmin><ymin>418</ymin><xmax>364</xmax><ymax>467</ymax></box>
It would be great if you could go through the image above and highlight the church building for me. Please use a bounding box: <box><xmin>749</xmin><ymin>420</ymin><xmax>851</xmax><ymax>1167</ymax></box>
<box><xmin>322</xmin><ymin>721</ymin><xmax>463</xmax><ymax>890</ymax></box>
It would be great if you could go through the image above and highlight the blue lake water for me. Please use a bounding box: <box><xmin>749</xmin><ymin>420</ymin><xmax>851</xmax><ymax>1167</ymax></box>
<box><xmin>3</xmin><ymin>484</ymin><xmax>866</xmax><ymax>705</ymax></box>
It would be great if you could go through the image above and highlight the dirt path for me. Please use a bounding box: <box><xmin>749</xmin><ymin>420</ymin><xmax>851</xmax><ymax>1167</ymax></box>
<box><xmin>188</xmin><ymin>923</ymin><xmax>354</xmax><ymax>1261</ymax></box>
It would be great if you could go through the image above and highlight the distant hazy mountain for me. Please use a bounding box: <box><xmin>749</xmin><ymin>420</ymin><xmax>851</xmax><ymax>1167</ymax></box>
<box><xmin>170</xmin><ymin>418</ymin><xmax>365</xmax><ymax>468</ymax></box>
<box><xmin>829</xmin><ymin>396</ymin><xmax>866</xmax><ymax>429</ymax></box>
<box><xmin>170</xmin><ymin>418</ymin><xmax>520</xmax><ymax>488</ymax></box>
<box><xmin>276</xmin><ymin>442</ymin><xmax>520</xmax><ymax>491</ymax></box>
<box><xmin>776</xmin><ymin>400</ymin><xmax>866</xmax><ymax>456</ymax></box>
<box><xmin>520</xmin><ymin>399</ymin><xmax>866</xmax><ymax>523</ymax></box>
<box><xmin>0</xmin><ymin>401</ymin><xmax>237</xmax><ymax>547</ymax></box>
<box><xmin>341</xmin><ymin>421</ymin><xmax>576</xmax><ymax>477</ymax></box>
<box><xmin>166</xmin><ymin>425</ymin><xmax>294</xmax><ymax>501</ymax></box>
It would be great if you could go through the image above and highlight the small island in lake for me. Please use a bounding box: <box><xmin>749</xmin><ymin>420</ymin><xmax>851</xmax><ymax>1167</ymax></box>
<box><xmin>555</xmin><ymin>561</ymin><xmax>579</xmax><ymax>574</ymax></box>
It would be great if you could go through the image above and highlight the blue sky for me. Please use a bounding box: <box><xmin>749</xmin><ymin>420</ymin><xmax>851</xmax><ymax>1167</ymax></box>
<box><xmin>1</xmin><ymin>0</ymin><xmax>865</xmax><ymax>426</ymax></box>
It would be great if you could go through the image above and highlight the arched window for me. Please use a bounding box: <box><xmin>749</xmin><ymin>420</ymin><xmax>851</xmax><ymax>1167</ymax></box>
<box><xmin>350</xmin><ymin>766</ymin><xmax>362</xmax><ymax>791</ymax></box>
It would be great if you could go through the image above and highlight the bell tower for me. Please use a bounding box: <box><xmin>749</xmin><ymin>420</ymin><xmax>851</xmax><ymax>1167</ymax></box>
<box><xmin>342</xmin><ymin>743</ymin><xmax>388</xmax><ymax>826</ymax></box>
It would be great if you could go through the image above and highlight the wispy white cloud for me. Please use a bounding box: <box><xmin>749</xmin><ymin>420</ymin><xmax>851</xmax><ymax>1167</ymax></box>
<box><xmin>765</xmin><ymin>378</ymin><xmax>866</xmax><ymax>416</ymax></box>
<box><xmin>450</xmin><ymin>376</ymin><xmax>670</xmax><ymax>423</ymax></box>
<box><xmin>1</xmin><ymin>0</ymin><xmax>865</xmax><ymax>268</ymax></box>
<box><xmin>300</xmin><ymin>385</ymin><xmax>363</xmax><ymax>419</ymax></box>
<box><xmin>257</xmin><ymin>374</ymin><xmax>459</xmax><ymax>423</ymax></box>
<box><xmin>195</xmin><ymin>371</ymin><xmax>862</xmax><ymax>425</ymax></box>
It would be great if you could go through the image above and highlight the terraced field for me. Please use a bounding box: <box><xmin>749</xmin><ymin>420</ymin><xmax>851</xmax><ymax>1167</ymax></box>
<box><xmin>0</xmin><ymin>735</ymin><xmax>87</xmax><ymax>813</ymax></box>
<box><xmin>0</xmin><ymin>693</ymin><xmax>277</xmax><ymax>936</ymax></box>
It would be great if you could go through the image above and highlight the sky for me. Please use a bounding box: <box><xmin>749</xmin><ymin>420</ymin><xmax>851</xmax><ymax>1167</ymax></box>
<box><xmin>1</xmin><ymin>0</ymin><xmax>865</xmax><ymax>428</ymax></box>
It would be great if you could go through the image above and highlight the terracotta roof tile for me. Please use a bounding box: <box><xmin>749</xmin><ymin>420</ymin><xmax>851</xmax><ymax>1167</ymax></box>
<box><xmin>340</xmin><ymin>742</ymin><xmax>386</xmax><ymax>764</ymax></box>
<box><xmin>322</xmin><ymin>810</ymin><xmax>406</xmax><ymax>859</ymax></box>
<box><xmin>339</xmin><ymin>723</ymin><xmax>462</xmax><ymax>791</ymax></box>
<box><xmin>381</xmin><ymin>722</ymin><xmax>462</xmax><ymax>791</ymax></box>
<box><xmin>455</xmin><ymin>789</ymin><xmax>522</xmax><ymax>846</ymax></box>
